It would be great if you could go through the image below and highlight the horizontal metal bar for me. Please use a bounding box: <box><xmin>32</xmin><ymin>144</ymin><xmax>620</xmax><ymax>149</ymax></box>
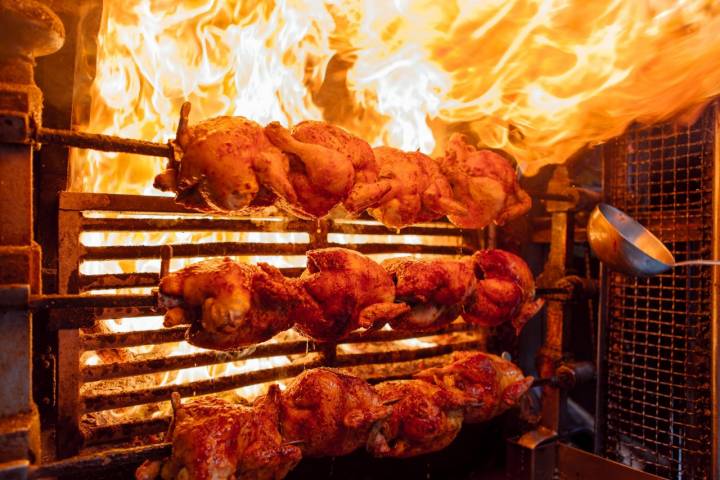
<box><xmin>29</xmin><ymin>443</ymin><xmax>171</xmax><ymax>479</ymax></box>
<box><xmin>332</xmin><ymin>340</ymin><xmax>481</xmax><ymax>368</ymax></box>
<box><xmin>83</xmin><ymin>360</ymin><xmax>324</xmax><ymax>412</ymax></box>
<box><xmin>37</xmin><ymin>127</ymin><xmax>173</xmax><ymax>158</ymax></box>
<box><xmin>30</xmin><ymin>293</ymin><xmax>156</xmax><ymax>309</ymax></box>
<box><xmin>82</xmin><ymin>242</ymin><xmax>471</xmax><ymax>260</ymax></box>
<box><xmin>83</xmin><ymin>416</ymin><xmax>171</xmax><ymax>447</ymax></box>
<box><xmin>60</xmin><ymin>192</ymin><xmax>192</xmax><ymax>213</ymax></box>
<box><xmin>81</xmin><ymin>325</ymin><xmax>187</xmax><ymax>350</ymax></box>
<box><xmin>80</xmin><ymin>216</ymin><xmax>313</xmax><ymax>233</ymax></box>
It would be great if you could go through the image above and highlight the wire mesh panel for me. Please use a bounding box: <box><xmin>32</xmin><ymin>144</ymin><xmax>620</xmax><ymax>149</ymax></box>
<box><xmin>602</xmin><ymin>106</ymin><xmax>716</xmax><ymax>479</ymax></box>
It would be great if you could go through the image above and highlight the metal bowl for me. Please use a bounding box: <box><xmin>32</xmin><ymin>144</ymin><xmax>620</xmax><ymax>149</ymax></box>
<box><xmin>586</xmin><ymin>203</ymin><xmax>675</xmax><ymax>276</ymax></box>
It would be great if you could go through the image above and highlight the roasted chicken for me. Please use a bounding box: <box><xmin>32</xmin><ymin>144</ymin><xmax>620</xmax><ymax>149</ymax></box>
<box><xmin>158</xmin><ymin>257</ymin><xmax>305</xmax><ymax>350</ymax></box>
<box><xmin>382</xmin><ymin>256</ymin><xmax>476</xmax><ymax>332</ymax></box>
<box><xmin>364</xmin><ymin>146</ymin><xmax>467</xmax><ymax>229</ymax></box>
<box><xmin>464</xmin><ymin>249</ymin><xmax>544</xmax><ymax>334</ymax></box>
<box><xmin>264</xmin><ymin>121</ymin><xmax>356</xmax><ymax>218</ymax></box>
<box><xmin>139</xmin><ymin>393</ymin><xmax>301</xmax><ymax>480</ymax></box>
<box><xmin>273</xmin><ymin>368</ymin><xmax>391</xmax><ymax>457</ymax></box>
<box><xmin>415</xmin><ymin>351</ymin><xmax>533</xmax><ymax>424</ymax></box>
<box><xmin>367</xmin><ymin>379</ymin><xmax>466</xmax><ymax>458</ymax></box>
<box><xmin>154</xmin><ymin>116</ymin><xmax>296</xmax><ymax>214</ymax></box>
<box><xmin>439</xmin><ymin>133</ymin><xmax>531</xmax><ymax>229</ymax></box>
<box><xmin>294</xmin><ymin>248</ymin><xmax>409</xmax><ymax>341</ymax></box>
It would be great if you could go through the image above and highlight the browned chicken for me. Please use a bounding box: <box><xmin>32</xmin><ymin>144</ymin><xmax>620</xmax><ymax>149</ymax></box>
<box><xmin>382</xmin><ymin>256</ymin><xmax>476</xmax><ymax>332</ymax></box>
<box><xmin>138</xmin><ymin>393</ymin><xmax>301</xmax><ymax>480</ymax></box>
<box><xmin>158</xmin><ymin>258</ymin><xmax>306</xmax><ymax>350</ymax></box>
<box><xmin>463</xmin><ymin>249</ymin><xmax>544</xmax><ymax>334</ymax></box>
<box><xmin>264</xmin><ymin>121</ymin><xmax>356</xmax><ymax>218</ymax></box>
<box><xmin>415</xmin><ymin>351</ymin><xmax>533</xmax><ymax>424</ymax></box>
<box><xmin>154</xmin><ymin>116</ymin><xmax>296</xmax><ymax>214</ymax></box>
<box><xmin>294</xmin><ymin>248</ymin><xmax>409</xmax><ymax>341</ymax></box>
<box><xmin>439</xmin><ymin>133</ymin><xmax>531</xmax><ymax>229</ymax></box>
<box><xmin>367</xmin><ymin>379</ymin><xmax>467</xmax><ymax>458</ymax></box>
<box><xmin>273</xmin><ymin>368</ymin><xmax>391</xmax><ymax>457</ymax></box>
<box><xmin>363</xmin><ymin>146</ymin><xmax>468</xmax><ymax>229</ymax></box>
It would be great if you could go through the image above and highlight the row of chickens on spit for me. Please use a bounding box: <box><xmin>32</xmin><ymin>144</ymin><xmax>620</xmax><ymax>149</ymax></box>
<box><xmin>157</xmin><ymin>247</ymin><xmax>544</xmax><ymax>350</ymax></box>
<box><xmin>136</xmin><ymin>351</ymin><xmax>533</xmax><ymax>480</ymax></box>
<box><xmin>154</xmin><ymin>112</ymin><xmax>531</xmax><ymax>229</ymax></box>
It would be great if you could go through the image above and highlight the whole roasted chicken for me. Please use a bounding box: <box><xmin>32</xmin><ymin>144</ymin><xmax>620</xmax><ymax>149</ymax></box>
<box><xmin>272</xmin><ymin>368</ymin><xmax>391</xmax><ymax>457</ymax></box>
<box><xmin>158</xmin><ymin>257</ymin><xmax>306</xmax><ymax>350</ymax></box>
<box><xmin>367</xmin><ymin>379</ymin><xmax>467</xmax><ymax>458</ymax></box>
<box><xmin>135</xmin><ymin>393</ymin><xmax>301</xmax><ymax>480</ymax></box>
<box><xmin>464</xmin><ymin>249</ymin><xmax>544</xmax><ymax>334</ymax></box>
<box><xmin>363</xmin><ymin>146</ymin><xmax>467</xmax><ymax>229</ymax></box>
<box><xmin>294</xmin><ymin>248</ymin><xmax>409</xmax><ymax>341</ymax></box>
<box><xmin>382</xmin><ymin>256</ymin><xmax>476</xmax><ymax>332</ymax></box>
<box><xmin>439</xmin><ymin>133</ymin><xmax>531</xmax><ymax>229</ymax></box>
<box><xmin>154</xmin><ymin>116</ymin><xmax>296</xmax><ymax>214</ymax></box>
<box><xmin>263</xmin><ymin>121</ymin><xmax>356</xmax><ymax>218</ymax></box>
<box><xmin>415</xmin><ymin>351</ymin><xmax>533</xmax><ymax>424</ymax></box>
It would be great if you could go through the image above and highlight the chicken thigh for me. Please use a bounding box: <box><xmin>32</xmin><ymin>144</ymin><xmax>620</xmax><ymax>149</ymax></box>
<box><xmin>273</xmin><ymin>368</ymin><xmax>390</xmax><ymax>457</ymax></box>
<box><xmin>364</xmin><ymin>146</ymin><xmax>467</xmax><ymax>229</ymax></box>
<box><xmin>294</xmin><ymin>248</ymin><xmax>409</xmax><ymax>340</ymax></box>
<box><xmin>439</xmin><ymin>133</ymin><xmax>531</xmax><ymax>229</ymax></box>
<box><xmin>158</xmin><ymin>258</ymin><xmax>303</xmax><ymax>350</ymax></box>
<box><xmin>154</xmin><ymin>116</ymin><xmax>296</xmax><ymax>214</ymax></box>
<box><xmin>382</xmin><ymin>256</ymin><xmax>476</xmax><ymax>332</ymax></box>
<box><xmin>367</xmin><ymin>380</ymin><xmax>466</xmax><ymax>458</ymax></box>
<box><xmin>415</xmin><ymin>351</ymin><xmax>533</xmax><ymax>424</ymax></box>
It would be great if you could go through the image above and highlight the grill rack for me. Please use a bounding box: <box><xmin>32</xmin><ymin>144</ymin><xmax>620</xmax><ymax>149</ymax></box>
<box><xmin>53</xmin><ymin>190</ymin><xmax>491</xmax><ymax>458</ymax></box>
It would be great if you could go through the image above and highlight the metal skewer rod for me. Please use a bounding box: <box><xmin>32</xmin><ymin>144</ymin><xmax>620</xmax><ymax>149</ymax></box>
<box><xmin>36</xmin><ymin>127</ymin><xmax>174</xmax><ymax>159</ymax></box>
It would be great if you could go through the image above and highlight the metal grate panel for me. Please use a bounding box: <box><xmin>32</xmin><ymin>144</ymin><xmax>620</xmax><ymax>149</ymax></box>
<box><xmin>602</xmin><ymin>106</ymin><xmax>716</xmax><ymax>478</ymax></box>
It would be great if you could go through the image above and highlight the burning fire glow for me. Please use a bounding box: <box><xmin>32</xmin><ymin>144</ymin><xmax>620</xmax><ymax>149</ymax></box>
<box><xmin>73</xmin><ymin>0</ymin><xmax>720</xmax><ymax>418</ymax></box>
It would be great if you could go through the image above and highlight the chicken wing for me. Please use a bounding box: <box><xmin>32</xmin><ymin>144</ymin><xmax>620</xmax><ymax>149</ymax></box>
<box><xmin>158</xmin><ymin>258</ymin><xmax>303</xmax><ymax>350</ymax></box>
<box><xmin>439</xmin><ymin>133</ymin><xmax>531</xmax><ymax>229</ymax></box>
<box><xmin>364</xmin><ymin>146</ymin><xmax>467</xmax><ymax>229</ymax></box>
<box><xmin>382</xmin><ymin>256</ymin><xmax>476</xmax><ymax>332</ymax></box>
<box><xmin>415</xmin><ymin>351</ymin><xmax>533</xmax><ymax>424</ymax></box>
<box><xmin>463</xmin><ymin>249</ymin><xmax>544</xmax><ymax>334</ymax></box>
<box><xmin>294</xmin><ymin>248</ymin><xmax>409</xmax><ymax>341</ymax></box>
<box><xmin>264</xmin><ymin>121</ymin><xmax>356</xmax><ymax>218</ymax></box>
<box><xmin>147</xmin><ymin>393</ymin><xmax>301</xmax><ymax>480</ymax></box>
<box><xmin>274</xmin><ymin>368</ymin><xmax>391</xmax><ymax>457</ymax></box>
<box><xmin>155</xmin><ymin>116</ymin><xmax>296</xmax><ymax>214</ymax></box>
<box><xmin>367</xmin><ymin>379</ymin><xmax>466</xmax><ymax>458</ymax></box>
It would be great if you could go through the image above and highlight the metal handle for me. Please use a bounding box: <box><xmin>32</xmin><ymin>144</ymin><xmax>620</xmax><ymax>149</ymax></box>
<box><xmin>674</xmin><ymin>259</ymin><xmax>720</xmax><ymax>267</ymax></box>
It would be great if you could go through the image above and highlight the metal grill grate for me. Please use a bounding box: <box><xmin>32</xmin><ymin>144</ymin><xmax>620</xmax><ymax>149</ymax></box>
<box><xmin>602</xmin><ymin>106</ymin><xmax>716</xmax><ymax>478</ymax></box>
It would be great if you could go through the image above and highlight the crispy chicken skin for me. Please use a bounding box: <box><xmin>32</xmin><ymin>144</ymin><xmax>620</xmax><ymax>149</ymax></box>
<box><xmin>158</xmin><ymin>258</ymin><xmax>303</xmax><ymax>350</ymax></box>
<box><xmin>382</xmin><ymin>256</ymin><xmax>476</xmax><ymax>332</ymax></box>
<box><xmin>367</xmin><ymin>380</ymin><xmax>466</xmax><ymax>458</ymax></box>
<box><xmin>440</xmin><ymin>133</ymin><xmax>531</xmax><ymax>229</ymax></box>
<box><xmin>365</xmin><ymin>146</ymin><xmax>467</xmax><ymax>229</ymax></box>
<box><xmin>415</xmin><ymin>351</ymin><xmax>533</xmax><ymax>424</ymax></box>
<box><xmin>154</xmin><ymin>116</ymin><xmax>296</xmax><ymax>214</ymax></box>
<box><xmin>294</xmin><ymin>248</ymin><xmax>409</xmax><ymax>340</ymax></box>
<box><xmin>274</xmin><ymin>368</ymin><xmax>391</xmax><ymax>457</ymax></box>
<box><xmin>464</xmin><ymin>249</ymin><xmax>544</xmax><ymax>334</ymax></box>
<box><xmin>264</xmin><ymin>121</ymin><xmax>356</xmax><ymax>218</ymax></box>
<box><xmin>140</xmin><ymin>393</ymin><xmax>301</xmax><ymax>480</ymax></box>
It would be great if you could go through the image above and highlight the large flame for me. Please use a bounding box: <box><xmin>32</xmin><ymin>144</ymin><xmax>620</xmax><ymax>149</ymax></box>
<box><xmin>72</xmin><ymin>0</ymin><xmax>720</xmax><ymax>189</ymax></box>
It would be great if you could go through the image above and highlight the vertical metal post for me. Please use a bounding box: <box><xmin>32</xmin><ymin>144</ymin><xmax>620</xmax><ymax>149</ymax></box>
<box><xmin>711</xmin><ymin>101</ymin><xmax>720</xmax><ymax>480</ymax></box>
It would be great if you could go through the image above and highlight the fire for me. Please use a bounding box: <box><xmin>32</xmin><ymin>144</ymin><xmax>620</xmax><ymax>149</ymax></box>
<box><xmin>73</xmin><ymin>0</ymin><xmax>720</xmax><ymax>416</ymax></box>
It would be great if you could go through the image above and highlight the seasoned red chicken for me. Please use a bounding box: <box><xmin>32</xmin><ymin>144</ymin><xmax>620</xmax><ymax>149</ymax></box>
<box><xmin>364</xmin><ymin>146</ymin><xmax>467</xmax><ymax>229</ymax></box>
<box><xmin>439</xmin><ymin>133</ymin><xmax>531</xmax><ymax>229</ymax></box>
<box><xmin>415</xmin><ymin>351</ymin><xmax>533</xmax><ymax>424</ymax></box>
<box><xmin>264</xmin><ymin>121</ymin><xmax>356</xmax><ymax>218</ymax></box>
<box><xmin>294</xmin><ymin>248</ymin><xmax>409</xmax><ymax>340</ymax></box>
<box><xmin>139</xmin><ymin>393</ymin><xmax>301</xmax><ymax>480</ymax></box>
<box><xmin>367</xmin><ymin>379</ymin><xmax>466</xmax><ymax>458</ymax></box>
<box><xmin>464</xmin><ymin>249</ymin><xmax>544</xmax><ymax>334</ymax></box>
<box><xmin>274</xmin><ymin>368</ymin><xmax>391</xmax><ymax>457</ymax></box>
<box><xmin>158</xmin><ymin>258</ymin><xmax>304</xmax><ymax>350</ymax></box>
<box><xmin>382</xmin><ymin>256</ymin><xmax>476</xmax><ymax>332</ymax></box>
<box><xmin>154</xmin><ymin>116</ymin><xmax>296</xmax><ymax>214</ymax></box>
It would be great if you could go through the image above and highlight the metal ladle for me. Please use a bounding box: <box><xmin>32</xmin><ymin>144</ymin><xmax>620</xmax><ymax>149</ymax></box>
<box><xmin>587</xmin><ymin>203</ymin><xmax>720</xmax><ymax>276</ymax></box>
